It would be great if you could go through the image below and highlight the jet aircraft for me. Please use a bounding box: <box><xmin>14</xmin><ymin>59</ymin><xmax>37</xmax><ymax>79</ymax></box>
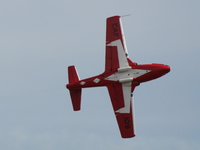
<box><xmin>66</xmin><ymin>15</ymin><xmax>170</xmax><ymax>138</ymax></box>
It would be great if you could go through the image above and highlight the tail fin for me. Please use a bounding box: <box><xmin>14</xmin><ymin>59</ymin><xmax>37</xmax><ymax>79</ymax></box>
<box><xmin>68</xmin><ymin>66</ymin><xmax>80</xmax><ymax>84</ymax></box>
<box><xmin>67</xmin><ymin>66</ymin><xmax>82</xmax><ymax>111</ymax></box>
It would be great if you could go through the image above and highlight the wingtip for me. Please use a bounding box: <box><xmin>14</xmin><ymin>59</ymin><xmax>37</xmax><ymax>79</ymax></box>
<box><xmin>121</xmin><ymin>134</ymin><xmax>135</xmax><ymax>138</ymax></box>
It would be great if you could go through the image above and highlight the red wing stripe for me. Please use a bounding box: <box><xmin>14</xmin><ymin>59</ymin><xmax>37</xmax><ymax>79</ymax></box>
<box><xmin>105</xmin><ymin>45</ymin><xmax>119</xmax><ymax>73</ymax></box>
<box><xmin>107</xmin><ymin>83</ymin><xmax>125</xmax><ymax>111</ymax></box>
<box><xmin>106</xmin><ymin>16</ymin><xmax>126</xmax><ymax>51</ymax></box>
<box><xmin>116</xmin><ymin>98</ymin><xmax>135</xmax><ymax>138</ymax></box>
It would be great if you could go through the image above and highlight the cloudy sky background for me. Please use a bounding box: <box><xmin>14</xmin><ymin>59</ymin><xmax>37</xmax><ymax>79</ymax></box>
<box><xmin>0</xmin><ymin>0</ymin><xmax>199</xmax><ymax>149</ymax></box>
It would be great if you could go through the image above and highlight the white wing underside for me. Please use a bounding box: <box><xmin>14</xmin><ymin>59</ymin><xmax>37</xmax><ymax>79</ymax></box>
<box><xmin>115</xmin><ymin>82</ymin><xmax>132</xmax><ymax>113</ymax></box>
<box><xmin>107</xmin><ymin>39</ymin><xmax>129</xmax><ymax>69</ymax></box>
<box><xmin>107</xmin><ymin>40</ymin><xmax>132</xmax><ymax>113</ymax></box>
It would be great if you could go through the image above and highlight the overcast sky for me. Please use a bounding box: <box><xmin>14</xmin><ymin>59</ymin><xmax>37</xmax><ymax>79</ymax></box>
<box><xmin>0</xmin><ymin>0</ymin><xmax>200</xmax><ymax>149</ymax></box>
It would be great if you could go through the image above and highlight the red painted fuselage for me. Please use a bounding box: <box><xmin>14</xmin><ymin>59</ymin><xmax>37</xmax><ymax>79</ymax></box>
<box><xmin>67</xmin><ymin>62</ymin><xmax>170</xmax><ymax>89</ymax></box>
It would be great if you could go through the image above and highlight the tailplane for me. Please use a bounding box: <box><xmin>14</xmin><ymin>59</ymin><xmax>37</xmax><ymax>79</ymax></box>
<box><xmin>67</xmin><ymin>66</ymin><xmax>82</xmax><ymax>111</ymax></box>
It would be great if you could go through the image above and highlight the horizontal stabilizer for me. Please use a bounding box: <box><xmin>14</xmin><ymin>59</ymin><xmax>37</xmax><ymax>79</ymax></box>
<box><xmin>69</xmin><ymin>89</ymin><xmax>82</xmax><ymax>111</ymax></box>
<box><xmin>68</xmin><ymin>65</ymin><xmax>82</xmax><ymax>111</ymax></box>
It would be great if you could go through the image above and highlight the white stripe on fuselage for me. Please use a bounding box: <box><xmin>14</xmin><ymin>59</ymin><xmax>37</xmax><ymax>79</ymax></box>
<box><xmin>105</xmin><ymin>69</ymin><xmax>150</xmax><ymax>82</ymax></box>
<box><xmin>115</xmin><ymin>82</ymin><xmax>132</xmax><ymax>113</ymax></box>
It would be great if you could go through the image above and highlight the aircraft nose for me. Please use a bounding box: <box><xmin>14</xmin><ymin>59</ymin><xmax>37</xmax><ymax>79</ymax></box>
<box><xmin>134</xmin><ymin>64</ymin><xmax>170</xmax><ymax>83</ymax></box>
<box><xmin>159</xmin><ymin>65</ymin><xmax>171</xmax><ymax>75</ymax></box>
<box><xmin>163</xmin><ymin>65</ymin><xmax>171</xmax><ymax>73</ymax></box>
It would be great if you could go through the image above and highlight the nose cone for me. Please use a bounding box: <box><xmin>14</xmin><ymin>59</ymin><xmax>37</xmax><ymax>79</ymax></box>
<box><xmin>133</xmin><ymin>63</ymin><xmax>170</xmax><ymax>83</ymax></box>
<box><xmin>147</xmin><ymin>64</ymin><xmax>170</xmax><ymax>81</ymax></box>
<box><xmin>140</xmin><ymin>64</ymin><xmax>171</xmax><ymax>82</ymax></box>
<box><xmin>159</xmin><ymin>65</ymin><xmax>171</xmax><ymax>75</ymax></box>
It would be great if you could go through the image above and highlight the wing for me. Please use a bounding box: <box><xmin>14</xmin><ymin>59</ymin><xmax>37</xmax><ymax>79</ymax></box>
<box><xmin>107</xmin><ymin>82</ymin><xmax>136</xmax><ymax>138</ymax></box>
<box><xmin>105</xmin><ymin>16</ymin><xmax>130</xmax><ymax>73</ymax></box>
<box><xmin>105</xmin><ymin>16</ymin><xmax>135</xmax><ymax>138</ymax></box>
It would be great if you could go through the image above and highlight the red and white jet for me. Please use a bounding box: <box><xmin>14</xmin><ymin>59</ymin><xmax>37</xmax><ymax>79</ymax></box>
<box><xmin>66</xmin><ymin>16</ymin><xmax>170</xmax><ymax>138</ymax></box>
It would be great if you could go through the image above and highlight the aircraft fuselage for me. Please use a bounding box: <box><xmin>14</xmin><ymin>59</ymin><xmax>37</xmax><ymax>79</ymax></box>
<box><xmin>67</xmin><ymin>62</ymin><xmax>170</xmax><ymax>89</ymax></box>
